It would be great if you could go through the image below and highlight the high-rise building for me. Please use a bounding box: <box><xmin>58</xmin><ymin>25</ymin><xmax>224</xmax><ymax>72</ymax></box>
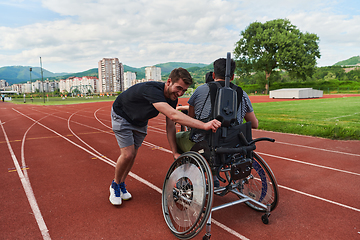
<box><xmin>124</xmin><ymin>71</ymin><xmax>136</xmax><ymax>90</ymax></box>
<box><xmin>145</xmin><ymin>66</ymin><xmax>161</xmax><ymax>81</ymax></box>
<box><xmin>98</xmin><ymin>58</ymin><xmax>124</xmax><ymax>93</ymax></box>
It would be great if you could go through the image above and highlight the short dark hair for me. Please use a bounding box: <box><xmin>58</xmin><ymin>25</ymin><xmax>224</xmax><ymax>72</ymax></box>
<box><xmin>213</xmin><ymin>58</ymin><xmax>236</xmax><ymax>80</ymax></box>
<box><xmin>205</xmin><ymin>71</ymin><xmax>214</xmax><ymax>83</ymax></box>
<box><xmin>169</xmin><ymin>68</ymin><xmax>193</xmax><ymax>85</ymax></box>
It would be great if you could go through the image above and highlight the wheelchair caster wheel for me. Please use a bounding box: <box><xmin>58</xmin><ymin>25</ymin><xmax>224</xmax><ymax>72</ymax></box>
<box><xmin>203</xmin><ymin>234</ymin><xmax>211</xmax><ymax>240</ymax></box>
<box><xmin>261</xmin><ymin>214</ymin><xmax>269</xmax><ymax>224</ymax></box>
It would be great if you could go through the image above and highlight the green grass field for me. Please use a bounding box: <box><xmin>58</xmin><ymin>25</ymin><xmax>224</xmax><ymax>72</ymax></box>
<box><xmin>253</xmin><ymin>97</ymin><xmax>360</xmax><ymax>140</ymax></box>
<box><xmin>8</xmin><ymin>95</ymin><xmax>360</xmax><ymax>140</ymax></box>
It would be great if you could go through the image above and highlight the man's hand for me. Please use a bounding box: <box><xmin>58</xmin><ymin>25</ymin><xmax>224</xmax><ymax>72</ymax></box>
<box><xmin>204</xmin><ymin>119</ymin><xmax>222</xmax><ymax>132</ymax></box>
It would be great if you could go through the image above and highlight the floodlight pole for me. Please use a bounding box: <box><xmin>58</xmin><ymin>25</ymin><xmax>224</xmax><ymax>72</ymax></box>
<box><xmin>40</xmin><ymin>57</ymin><xmax>45</xmax><ymax>103</ymax></box>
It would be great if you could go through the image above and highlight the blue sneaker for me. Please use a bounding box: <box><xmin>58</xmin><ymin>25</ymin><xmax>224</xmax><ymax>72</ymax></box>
<box><xmin>119</xmin><ymin>182</ymin><xmax>132</xmax><ymax>200</ymax></box>
<box><xmin>109</xmin><ymin>180</ymin><xmax>122</xmax><ymax>205</ymax></box>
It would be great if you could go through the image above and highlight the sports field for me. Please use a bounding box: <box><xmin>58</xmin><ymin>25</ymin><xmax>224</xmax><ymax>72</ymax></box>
<box><xmin>252</xmin><ymin>96</ymin><xmax>360</xmax><ymax>140</ymax></box>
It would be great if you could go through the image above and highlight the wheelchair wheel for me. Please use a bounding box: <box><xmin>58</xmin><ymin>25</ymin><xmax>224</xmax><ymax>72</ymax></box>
<box><xmin>162</xmin><ymin>151</ymin><xmax>214</xmax><ymax>239</ymax></box>
<box><xmin>226</xmin><ymin>152</ymin><xmax>279</xmax><ymax>212</ymax></box>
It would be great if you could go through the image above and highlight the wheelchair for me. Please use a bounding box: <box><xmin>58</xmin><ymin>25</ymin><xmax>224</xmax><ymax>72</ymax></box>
<box><xmin>162</xmin><ymin>121</ymin><xmax>279</xmax><ymax>239</ymax></box>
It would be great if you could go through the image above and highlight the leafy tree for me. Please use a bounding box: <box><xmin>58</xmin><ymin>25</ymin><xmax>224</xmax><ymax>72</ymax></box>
<box><xmin>234</xmin><ymin>18</ymin><xmax>321</xmax><ymax>93</ymax></box>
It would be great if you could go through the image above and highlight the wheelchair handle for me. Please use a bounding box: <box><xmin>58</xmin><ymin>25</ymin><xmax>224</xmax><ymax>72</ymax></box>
<box><xmin>215</xmin><ymin>145</ymin><xmax>256</xmax><ymax>155</ymax></box>
<box><xmin>249</xmin><ymin>137</ymin><xmax>275</xmax><ymax>145</ymax></box>
<box><xmin>239</xmin><ymin>132</ymin><xmax>275</xmax><ymax>146</ymax></box>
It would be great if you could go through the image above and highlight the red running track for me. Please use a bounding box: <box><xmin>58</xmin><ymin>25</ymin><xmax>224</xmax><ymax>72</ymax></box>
<box><xmin>1</xmin><ymin>95</ymin><xmax>359</xmax><ymax>239</ymax></box>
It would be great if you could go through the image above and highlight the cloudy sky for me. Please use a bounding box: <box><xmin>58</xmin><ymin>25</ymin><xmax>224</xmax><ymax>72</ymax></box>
<box><xmin>1</xmin><ymin>0</ymin><xmax>359</xmax><ymax>73</ymax></box>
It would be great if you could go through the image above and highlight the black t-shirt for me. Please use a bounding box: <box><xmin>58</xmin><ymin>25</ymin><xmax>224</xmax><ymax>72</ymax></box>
<box><xmin>112</xmin><ymin>81</ymin><xmax>178</xmax><ymax>127</ymax></box>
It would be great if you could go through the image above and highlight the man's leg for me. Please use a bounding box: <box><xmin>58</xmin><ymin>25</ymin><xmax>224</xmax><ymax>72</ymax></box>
<box><xmin>110</xmin><ymin>145</ymin><xmax>137</xmax><ymax>205</ymax></box>
<box><xmin>110</xmin><ymin>109</ymin><xmax>147</xmax><ymax>205</ymax></box>
<box><xmin>114</xmin><ymin>145</ymin><xmax>138</xmax><ymax>184</ymax></box>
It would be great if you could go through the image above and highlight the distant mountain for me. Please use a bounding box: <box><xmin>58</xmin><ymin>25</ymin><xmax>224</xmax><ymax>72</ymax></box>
<box><xmin>334</xmin><ymin>56</ymin><xmax>360</xmax><ymax>66</ymax></box>
<box><xmin>0</xmin><ymin>62</ymin><xmax>209</xmax><ymax>84</ymax></box>
<box><xmin>0</xmin><ymin>66</ymin><xmax>69</xmax><ymax>85</ymax></box>
<box><xmin>161</xmin><ymin>64</ymin><xmax>213</xmax><ymax>84</ymax></box>
<box><xmin>153</xmin><ymin>62</ymin><xmax>208</xmax><ymax>74</ymax></box>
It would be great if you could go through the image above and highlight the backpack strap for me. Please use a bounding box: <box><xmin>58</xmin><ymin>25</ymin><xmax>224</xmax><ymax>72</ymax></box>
<box><xmin>207</xmin><ymin>81</ymin><xmax>243</xmax><ymax>111</ymax></box>
<box><xmin>196</xmin><ymin>89</ymin><xmax>210</xmax><ymax>120</ymax></box>
<box><xmin>208</xmin><ymin>81</ymin><xmax>222</xmax><ymax>111</ymax></box>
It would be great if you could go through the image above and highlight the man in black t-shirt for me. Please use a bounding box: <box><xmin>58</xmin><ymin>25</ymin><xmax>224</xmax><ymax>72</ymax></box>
<box><xmin>109</xmin><ymin>68</ymin><xmax>222</xmax><ymax>206</ymax></box>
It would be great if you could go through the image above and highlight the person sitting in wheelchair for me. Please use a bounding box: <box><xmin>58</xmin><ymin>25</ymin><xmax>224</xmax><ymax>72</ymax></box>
<box><xmin>176</xmin><ymin>57</ymin><xmax>259</xmax><ymax>187</ymax></box>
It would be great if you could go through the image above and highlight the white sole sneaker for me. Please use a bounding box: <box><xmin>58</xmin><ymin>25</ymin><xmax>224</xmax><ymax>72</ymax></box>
<box><xmin>109</xmin><ymin>186</ymin><xmax>122</xmax><ymax>205</ymax></box>
<box><xmin>120</xmin><ymin>191</ymin><xmax>132</xmax><ymax>200</ymax></box>
<box><xmin>119</xmin><ymin>182</ymin><xmax>132</xmax><ymax>200</ymax></box>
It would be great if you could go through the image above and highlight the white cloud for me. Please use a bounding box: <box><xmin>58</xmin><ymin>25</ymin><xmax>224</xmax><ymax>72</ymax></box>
<box><xmin>0</xmin><ymin>0</ymin><xmax>359</xmax><ymax>73</ymax></box>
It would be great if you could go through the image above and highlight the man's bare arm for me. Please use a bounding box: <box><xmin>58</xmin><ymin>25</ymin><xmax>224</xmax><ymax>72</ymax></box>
<box><xmin>244</xmin><ymin>111</ymin><xmax>258</xmax><ymax>129</ymax></box>
<box><xmin>153</xmin><ymin>102</ymin><xmax>221</xmax><ymax>132</ymax></box>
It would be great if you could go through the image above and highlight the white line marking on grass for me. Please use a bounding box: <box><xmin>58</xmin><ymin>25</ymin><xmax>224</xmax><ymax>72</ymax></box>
<box><xmin>325</xmin><ymin>112</ymin><xmax>359</xmax><ymax>120</ymax></box>
<box><xmin>1</xmin><ymin>120</ymin><xmax>51</xmax><ymax>240</ymax></box>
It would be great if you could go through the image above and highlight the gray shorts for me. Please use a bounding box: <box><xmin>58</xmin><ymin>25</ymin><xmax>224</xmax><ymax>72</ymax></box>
<box><xmin>111</xmin><ymin>108</ymin><xmax>147</xmax><ymax>149</ymax></box>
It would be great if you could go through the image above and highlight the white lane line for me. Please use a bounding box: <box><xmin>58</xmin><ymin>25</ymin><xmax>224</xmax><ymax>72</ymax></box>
<box><xmin>275</xmin><ymin>141</ymin><xmax>360</xmax><ymax>157</ymax></box>
<box><xmin>1</xmin><ymin>120</ymin><xmax>51</xmax><ymax>240</ymax></box>
<box><xmin>148</xmin><ymin>125</ymin><xmax>167</xmax><ymax>133</ymax></box>
<box><xmin>258</xmin><ymin>152</ymin><xmax>360</xmax><ymax>176</ymax></box>
<box><xmin>68</xmin><ymin>111</ymin><xmax>106</xmax><ymax>158</ymax></box>
<box><xmin>279</xmin><ymin>184</ymin><xmax>360</xmax><ymax>212</ymax></box>
<box><xmin>94</xmin><ymin>107</ymin><xmax>110</xmax><ymax>129</ymax></box>
<box><xmin>21</xmin><ymin>115</ymin><xmax>50</xmax><ymax>179</ymax></box>
<box><xmin>13</xmin><ymin>109</ymin><xmax>115</xmax><ymax>167</ymax></box>
<box><xmin>211</xmin><ymin>219</ymin><xmax>250</xmax><ymax>240</ymax></box>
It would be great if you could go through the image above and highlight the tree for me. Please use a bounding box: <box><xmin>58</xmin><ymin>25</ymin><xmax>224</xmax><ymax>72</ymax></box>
<box><xmin>234</xmin><ymin>18</ymin><xmax>321</xmax><ymax>93</ymax></box>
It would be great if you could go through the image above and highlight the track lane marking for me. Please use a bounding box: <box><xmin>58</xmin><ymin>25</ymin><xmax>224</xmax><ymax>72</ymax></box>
<box><xmin>279</xmin><ymin>184</ymin><xmax>360</xmax><ymax>212</ymax></box>
<box><xmin>1</xmin><ymin>120</ymin><xmax>51</xmax><ymax>240</ymax></box>
<box><xmin>274</xmin><ymin>141</ymin><xmax>360</xmax><ymax>157</ymax></box>
<box><xmin>257</xmin><ymin>152</ymin><xmax>360</xmax><ymax>176</ymax></box>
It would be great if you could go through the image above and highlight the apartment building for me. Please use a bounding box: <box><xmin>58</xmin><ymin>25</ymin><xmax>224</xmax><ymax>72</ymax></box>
<box><xmin>0</xmin><ymin>79</ymin><xmax>8</xmax><ymax>89</ymax></box>
<box><xmin>98</xmin><ymin>58</ymin><xmax>124</xmax><ymax>93</ymax></box>
<box><xmin>58</xmin><ymin>76</ymin><xmax>99</xmax><ymax>94</ymax></box>
<box><xmin>145</xmin><ymin>66</ymin><xmax>161</xmax><ymax>81</ymax></box>
<box><xmin>124</xmin><ymin>71</ymin><xmax>136</xmax><ymax>90</ymax></box>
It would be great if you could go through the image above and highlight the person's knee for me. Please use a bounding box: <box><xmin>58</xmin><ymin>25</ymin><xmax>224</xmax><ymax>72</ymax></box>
<box><xmin>120</xmin><ymin>145</ymin><xmax>137</xmax><ymax>160</ymax></box>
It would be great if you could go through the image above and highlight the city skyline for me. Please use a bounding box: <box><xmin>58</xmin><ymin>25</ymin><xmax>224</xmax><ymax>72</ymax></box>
<box><xmin>1</xmin><ymin>0</ymin><xmax>360</xmax><ymax>73</ymax></box>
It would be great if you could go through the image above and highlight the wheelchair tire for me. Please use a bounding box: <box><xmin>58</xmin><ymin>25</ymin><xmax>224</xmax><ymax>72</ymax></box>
<box><xmin>162</xmin><ymin>151</ymin><xmax>214</xmax><ymax>239</ymax></box>
<box><xmin>226</xmin><ymin>152</ymin><xmax>279</xmax><ymax>212</ymax></box>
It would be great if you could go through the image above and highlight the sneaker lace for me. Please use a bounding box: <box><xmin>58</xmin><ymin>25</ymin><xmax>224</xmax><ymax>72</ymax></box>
<box><xmin>112</xmin><ymin>182</ymin><xmax>120</xmax><ymax>197</ymax></box>
<box><xmin>119</xmin><ymin>182</ymin><xmax>128</xmax><ymax>194</ymax></box>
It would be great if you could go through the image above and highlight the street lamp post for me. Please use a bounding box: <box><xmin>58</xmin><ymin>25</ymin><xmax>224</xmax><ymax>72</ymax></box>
<box><xmin>25</xmin><ymin>68</ymin><xmax>32</xmax><ymax>103</ymax></box>
<box><xmin>40</xmin><ymin>57</ymin><xmax>45</xmax><ymax>103</ymax></box>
